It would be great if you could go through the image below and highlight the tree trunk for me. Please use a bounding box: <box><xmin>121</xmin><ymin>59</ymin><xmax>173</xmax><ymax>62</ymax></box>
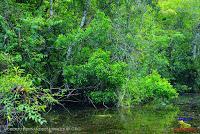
<box><xmin>80</xmin><ymin>0</ymin><xmax>90</xmax><ymax>28</ymax></box>
<box><xmin>50</xmin><ymin>0</ymin><xmax>53</xmax><ymax>16</ymax></box>
<box><xmin>66</xmin><ymin>0</ymin><xmax>90</xmax><ymax>60</ymax></box>
<box><xmin>192</xmin><ymin>33</ymin><xmax>200</xmax><ymax>59</ymax></box>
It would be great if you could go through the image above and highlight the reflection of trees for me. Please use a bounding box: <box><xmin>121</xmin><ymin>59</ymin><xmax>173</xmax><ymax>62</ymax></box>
<box><xmin>23</xmin><ymin>107</ymin><xmax>179</xmax><ymax>133</ymax></box>
<box><xmin>119</xmin><ymin>106</ymin><xmax>179</xmax><ymax>134</ymax></box>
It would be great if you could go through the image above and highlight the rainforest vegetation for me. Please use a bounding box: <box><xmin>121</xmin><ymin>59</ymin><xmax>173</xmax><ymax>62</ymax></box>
<box><xmin>0</xmin><ymin>0</ymin><xmax>200</xmax><ymax>127</ymax></box>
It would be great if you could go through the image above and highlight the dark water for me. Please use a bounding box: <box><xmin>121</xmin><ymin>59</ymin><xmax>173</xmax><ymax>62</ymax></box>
<box><xmin>12</xmin><ymin>94</ymin><xmax>200</xmax><ymax>133</ymax></box>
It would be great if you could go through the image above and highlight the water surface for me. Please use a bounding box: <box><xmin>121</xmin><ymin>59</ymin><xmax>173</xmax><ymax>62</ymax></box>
<box><xmin>14</xmin><ymin>94</ymin><xmax>200</xmax><ymax>133</ymax></box>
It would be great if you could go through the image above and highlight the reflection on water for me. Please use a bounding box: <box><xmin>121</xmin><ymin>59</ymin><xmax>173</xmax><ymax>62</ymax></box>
<box><xmin>13</xmin><ymin>94</ymin><xmax>200</xmax><ymax>134</ymax></box>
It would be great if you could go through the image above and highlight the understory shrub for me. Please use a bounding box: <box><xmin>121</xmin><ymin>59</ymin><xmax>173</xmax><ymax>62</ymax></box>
<box><xmin>0</xmin><ymin>67</ymin><xmax>57</xmax><ymax>126</ymax></box>
<box><xmin>120</xmin><ymin>71</ymin><xmax>178</xmax><ymax>107</ymax></box>
<box><xmin>88</xmin><ymin>91</ymin><xmax>117</xmax><ymax>105</ymax></box>
<box><xmin>63</xmin><ymin>49</ymin><xmax>127</xmax><ymax>104</ymax></box>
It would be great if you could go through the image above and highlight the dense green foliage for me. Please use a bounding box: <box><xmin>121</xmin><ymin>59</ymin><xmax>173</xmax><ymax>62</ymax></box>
<box><xmin>63</xmin><ymin>49</ymin><xmax>127</xmax><ymax>104</ymax></box>
<box><xmin>0</xmin><ymin>0</ymin><xmax>200</xmax><ymax>125</ymax></box>
<box><xmin>0</xmin><ymin>54</ymin><xmax>57</xmax><ymax>126</ymax></box>
<box><xmin>120</xmin><ymin>71</ymin><xmax>178</xmax><ymax>106</ymax></box>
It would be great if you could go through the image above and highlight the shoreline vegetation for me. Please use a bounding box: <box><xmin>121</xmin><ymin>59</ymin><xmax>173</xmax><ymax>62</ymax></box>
<box><xmin>0</xmin><ymin>0</ymin><xmax>200</xmax><ymax>129</ymax></box>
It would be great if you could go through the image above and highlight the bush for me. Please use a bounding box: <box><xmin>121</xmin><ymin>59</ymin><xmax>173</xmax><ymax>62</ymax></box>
<box><xmin>88</xmin><ymin>91</ymin><xmax>117</xmax><ymax>104</ymax></box>
<box><xmin>63</xmin><ymin>49</ymin><xmax>127</xmax><ymax>104</ymax></box>
<box><xmin>174</xmin><ymin>84</ymin><xmax>191</xmax><ymax>93</ymax></box>
<box><xmin>0</xmin><ymin>52</ymin><xmax>13</xmax><ymax>72</ymax></box>
<box><xmin>0</xmin><ymin>67</ymin><xmax>57</xmax><ymax>126</ymax></box>
<box><xmin>120</xmin><ymin>71</ymin><xmax>178</xmax><ymax>106</ymax></box>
